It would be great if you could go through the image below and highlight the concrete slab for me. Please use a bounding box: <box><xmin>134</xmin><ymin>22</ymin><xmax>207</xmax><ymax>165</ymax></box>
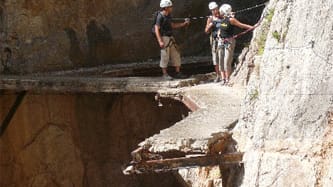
<box><xmin>34</xmin><ymin>56</ymin><xmax>212</xmax><ymax>77</ymax></box>
<box><xmin>139</xmin><ymin>84</ymin><xmax>245</xmax><ymax>153</ymax></box>
<box><xmin>0</xmin><ymin>74</ymin><xmax>213</xmax><ymax>93</ymax></box>
<box><xmin>0</xmin><ymin>56</ymin><xmax>213</xmax><ymax>93</ymax></box>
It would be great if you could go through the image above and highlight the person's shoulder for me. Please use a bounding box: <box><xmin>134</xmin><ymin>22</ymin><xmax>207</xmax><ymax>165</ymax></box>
<box><xmin>211</xmin><ymin>15</ymin><xmax>219</xmax><ymax>20</ymax></box>
<box><xmin>228</xmin><ymin>16</ymin><xmax>237</xmax><ymax>21</ymax></box>
<box><xmin>228</xmin><ymin>17</ymin><xmax>238</xmax><ymax>23</ymax></box>
<box><xmin>212</xmin><ymin>16</ymin><xmax>222</xmax><ymax>23</ymax></box>
<box><xmin>156</xmin><ymin>12</ymin><xmax>164</xmax><ymax>19</ymax></box>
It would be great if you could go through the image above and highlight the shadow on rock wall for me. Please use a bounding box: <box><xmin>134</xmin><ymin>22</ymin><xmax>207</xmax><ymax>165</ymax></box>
<box><xmin>86</xmin><ymin>20</ymin><xmax>112</xmax><ymax>66</ymax></box>
<box><xmin>65</xmin><ymin>20</ymin><xmax>113</xmax><ymax>67</ymax></box>
<box><xmin>0</xmin><ymin>0</ymin><xmax>264</xmax><ymax>73</ymax></box>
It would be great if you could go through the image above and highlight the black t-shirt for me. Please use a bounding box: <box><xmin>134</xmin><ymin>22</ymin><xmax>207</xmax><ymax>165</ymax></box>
<box><xmin>219</xmin><ymin>17</ymin><xmax>234</xmax><ymax>38</ymax></box>
<box><xmin>212</xmin><ymin>18</ymin><xmax>222</xmax><ymax>38</ymax></box>
<box><xmin>155</xmin><ymin>12</ymin><xmax>173</xmax><ymax>36</ymax></box>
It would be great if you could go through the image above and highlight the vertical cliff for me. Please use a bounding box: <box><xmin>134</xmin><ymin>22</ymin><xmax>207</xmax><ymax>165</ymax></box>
<box><xmin>0</xmin><ymin>0</ymin><xmax>263</xmax><ymax>74</ymax></box>
<box><xmin>0</xmin><ymin>93</ymin><xmax>189</xmax><ymax>186</ymax></box>
<box><xmin>234</xmin><ymin>0</ymin><xmax>333</xmax><ymax>186</ymax></box>
<box><xmin>0</xmin><ymin>0</ymin><xmax>207</xmax><ymax>73</ymax></box>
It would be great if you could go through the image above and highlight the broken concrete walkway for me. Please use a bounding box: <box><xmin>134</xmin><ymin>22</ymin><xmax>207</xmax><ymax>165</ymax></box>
<box><xmin>123</xmin><ymin>83</ymin><xmax>246</xmax><ymax>175</ymax></box>
<box><xmin>139</xmin><ymin>84</ymin><xmax>245</xmax><ymax>154</ymax></box>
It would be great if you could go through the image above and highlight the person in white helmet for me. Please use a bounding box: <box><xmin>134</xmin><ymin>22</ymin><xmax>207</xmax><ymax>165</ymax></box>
<box><xmin>216</xmin><ymin>4</ymin><xmax>253</xmax><ymax>85</ymax></box>
<box><xmin>205</xmin><ymin>1</ymin><xmax>223</xmax><ymax>82</ymax></box>
<box><xmin>155</xmin><ymin>0</ymin><xmax>190</xmax><ymax>80</ymax></box>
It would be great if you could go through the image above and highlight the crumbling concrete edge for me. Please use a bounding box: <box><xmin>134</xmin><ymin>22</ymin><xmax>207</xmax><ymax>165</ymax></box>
<box><xmin>139</xmin><ymin>87</ymin><xmax>236</xmax><ymax>154</ymax></box>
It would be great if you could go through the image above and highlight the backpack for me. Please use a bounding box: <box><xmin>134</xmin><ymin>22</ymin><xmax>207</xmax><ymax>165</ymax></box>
<box><xmin>151</xmin><ymin>11</ymin><xmax>165</xmax><ymax>37</ymax></box>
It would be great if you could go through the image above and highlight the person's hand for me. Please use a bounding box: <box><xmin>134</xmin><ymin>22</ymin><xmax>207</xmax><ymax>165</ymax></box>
<box><xmin>158</xmin><ymin>40</ymin><xmax>165</xmax><ymax>48</ymax></box>
<box><xmin>184</xmin><ymin>18</ymin><xmax>190</xmax><ymax>26</ymax></box>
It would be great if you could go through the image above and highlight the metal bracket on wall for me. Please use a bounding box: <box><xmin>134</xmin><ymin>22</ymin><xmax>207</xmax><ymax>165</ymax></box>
<box><xmin>0</xmin><ymin>91</ymin><xmax>27</xmax><ymax>137</ymax></box>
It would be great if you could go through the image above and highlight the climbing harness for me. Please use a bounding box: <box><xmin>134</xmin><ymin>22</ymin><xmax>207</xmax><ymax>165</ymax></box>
<box><xmin>164</xmin><ymin>37</ymin><xmax>176</xmax><ymax>49</ymax></box>
<box><xmin>210</xmin><ymin>4</ymin><xmax>269</xmax><ymax>53</ymax></box>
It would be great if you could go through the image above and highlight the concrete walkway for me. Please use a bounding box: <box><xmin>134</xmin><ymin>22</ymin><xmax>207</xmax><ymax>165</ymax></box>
<box><xmin>0</xmin><ymin>74</ymin><xmax>212</xmax><ymax>93</ymax></box>
<box><xmin>0</xmin><ymin>67</ymin><xmax>244</xmax><ymax>155</ymax></box>
<box><xmin>139</xmin><ymin>83</ymin><xmax>245</xmax><ymax>154</ymax></box>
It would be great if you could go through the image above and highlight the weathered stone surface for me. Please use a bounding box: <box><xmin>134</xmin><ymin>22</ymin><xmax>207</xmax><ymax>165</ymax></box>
<box><xmin>3</xmin><ymin>0</ymin><xmax>333</xmax><ymax>186</ymax></box>
<box><xmin>0</xmin><ymin>0</ymin><xmax>263</xmax><ymax>73</ymax></box>
<box><xmin>139</xmin><ymin>84</ymin><xmax>245</xmax><ymax>153</ymax></box>
<box><xmin>0</xmin><ymin>75</ymin><xmax>194</xmax><ymax>93</ymax></box>
<box><xmin>233</xmin><ymin>0</ymin><xmax>333</xmax><ymax>186</ymax></box>
<box><xmin>179</xmin><ymin>167</ymin><xmax>222</xmax><ymax>187</ymax></box>
<box><xmin>0</xmin><ymin>56</ymin><xmax>213</xmax><ymax>93</ymax></box>
<box><xmin>0</xmin><ymin>0</ymin><xmax>208</xmax><ymax>73</ymax></box>
<box><xmin>0</xmin><ymin>93</ymin><xmax>189</xmax><ymax>186</ymax></box>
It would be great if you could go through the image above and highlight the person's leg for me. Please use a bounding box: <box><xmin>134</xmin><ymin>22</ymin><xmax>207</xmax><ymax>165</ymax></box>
<box><xmin>212</xmin><ymin>40</ymin><xmax>221</xmax><ymax>82</ymax></box>
<box><xmin>162</xmin><ymin>67</ymin><xmax>168</xmax><ymax>75</ymax></box>
<box><xmin>224</xmin><ymin>39</ymin><xmax>236</xmax><ymax>83</ymax></box>
<box><xmin>170</xmin><ymin>38</ymin><xmax>186</xmax><ymax>78</ymax></box>
<box><xmin>220</xmin><ymin>46</ymin><xmax>226</xmax><ymax>84</ymax></box>
<box><xmin>160</xmin><ymin>37</ymin><xmax>172</xmax><ymax>79</ymax></box>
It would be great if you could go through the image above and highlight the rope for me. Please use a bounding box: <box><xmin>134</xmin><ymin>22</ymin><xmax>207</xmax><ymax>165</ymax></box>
<box><xmin>154</xmin><ymin>1</ymin><xmax>268</xmax><ymax>21</ymax></box>
<box><xmin>222</xmin><ymin>7</ymin><xmax>269</xmax><ymax>42</ymax></box>
<box><xmin>234</xmin><ymin>2</ymin><xmax>268</xmax><ymax>14</ymax></box>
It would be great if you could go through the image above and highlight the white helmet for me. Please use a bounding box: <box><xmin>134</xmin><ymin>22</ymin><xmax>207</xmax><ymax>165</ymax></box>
<box><xmin>220</xmin><ymin>4</ymin><xmax>232</xmax><ymax>15</ymax></box>
<box><xmin>208</xmin><ymin>2</ymin><xmax>218</xmax><ymax>10</ymax></box>
<box><xmin>160</xmin><ymin>0</ymin><xmax>173</xmax><ymax>8</ymax></box>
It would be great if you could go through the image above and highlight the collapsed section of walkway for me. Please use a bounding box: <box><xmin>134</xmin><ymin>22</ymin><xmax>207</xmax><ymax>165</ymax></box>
<box><xmin>124</xmin><ymin>84</ymin><xmax>245</xmax><ymax>174</ymax></box>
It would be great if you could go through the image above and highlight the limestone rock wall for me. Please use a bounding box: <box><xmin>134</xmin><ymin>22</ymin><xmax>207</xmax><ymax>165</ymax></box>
<box><xmin>0</xmin><ymin>0</ymin><xmax>205</xmax><ymax>73</ymax></box>
<box><xmin>0</xmin><ymin>93</ymin><xmax>189</xmax><ymax>187</ymax></box>
<box><xmin>234</xmin><ymin>0</ymin><xmax>333</xmax><ymax>186</ymax></box>
<box><xmin>0</xmin><ymin>0</ymin><xmax>263</xmax><ymax>74</ymax></box>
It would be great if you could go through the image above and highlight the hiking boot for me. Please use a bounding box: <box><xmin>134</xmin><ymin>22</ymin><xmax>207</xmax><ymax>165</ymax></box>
<box><xmin>162</xmin><ymin>74</ymin><xmax>173</xmax><ymax>80</ymax></box>
<box><xmin>220</xmin><ymin>79</ymin><xmax>226</xmax><ymax>86</ymax></box>
<box><xmin>174</xmin><ymin>72</ymin><xmax>187</xmax><ymax>79</ymax></box>
<box><xmin>224</xmin><ymin>79</ymin><xmax>230</xmax><ymax>86</ymax></box>
<box><xmin>214</xmin><ymin>77</ymin><xmax>221</xmax><ymax>83</ymax></box>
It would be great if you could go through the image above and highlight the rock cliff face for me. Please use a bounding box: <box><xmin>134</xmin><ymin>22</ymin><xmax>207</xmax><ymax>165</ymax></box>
<box><xmin>2</xmin><ymin>0</ymin><xmax>332</xmax><ymax>186</ymax></box>
<box><xmin>0</xmin><ymin>0</ymin><xmax>263</xmax><ymax>73</ymax></box>
<box><xmin>0</xmin><ymin>93</ymin><xmax>188</xmax><ymax>187</ymax></box>
<box><xmin>233</xmin><ymin>0</ymin><xmax>333</xmax><ymax>186</ymax></box>
<box><xmin>0</xmin><ymin>0</ymin><xmax>205</xmax><ymax>73</ymax></box>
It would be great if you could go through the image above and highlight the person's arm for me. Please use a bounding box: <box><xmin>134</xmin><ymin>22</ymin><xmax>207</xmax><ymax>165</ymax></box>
<box><xmin>171</xmin><ymin>20</ymin><xmax>190</xmax><ymax>29</ymax></box>
<box><xmin>155</xmin><ymin>25</ymin><xmax>164</xmax><ymax>48</ymax></box>
<box><xmin>230</xmin><ymin>17</ymin><xmax>254</xmax><ymax>30</ymax></box>
<box><xmin>205</xmin><ymin>17</ymin><xmax>213</xmax><ymax>34</ymax></box>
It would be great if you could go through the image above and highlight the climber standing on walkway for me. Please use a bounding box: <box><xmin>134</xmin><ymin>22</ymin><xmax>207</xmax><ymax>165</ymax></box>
<box><xmin>154</xmin><ymin>0</ymin><xmax>190</xmax><ymax>80</ymax></box>
<box><xmin>206</xmin><ymin>4</ymin><xmax>254</xmax><ymax>85</ymax></box>
<box><xmin>205</xmin><ymin>2</ymin><xmax>223</xmax><ymax>83</ymax></box>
